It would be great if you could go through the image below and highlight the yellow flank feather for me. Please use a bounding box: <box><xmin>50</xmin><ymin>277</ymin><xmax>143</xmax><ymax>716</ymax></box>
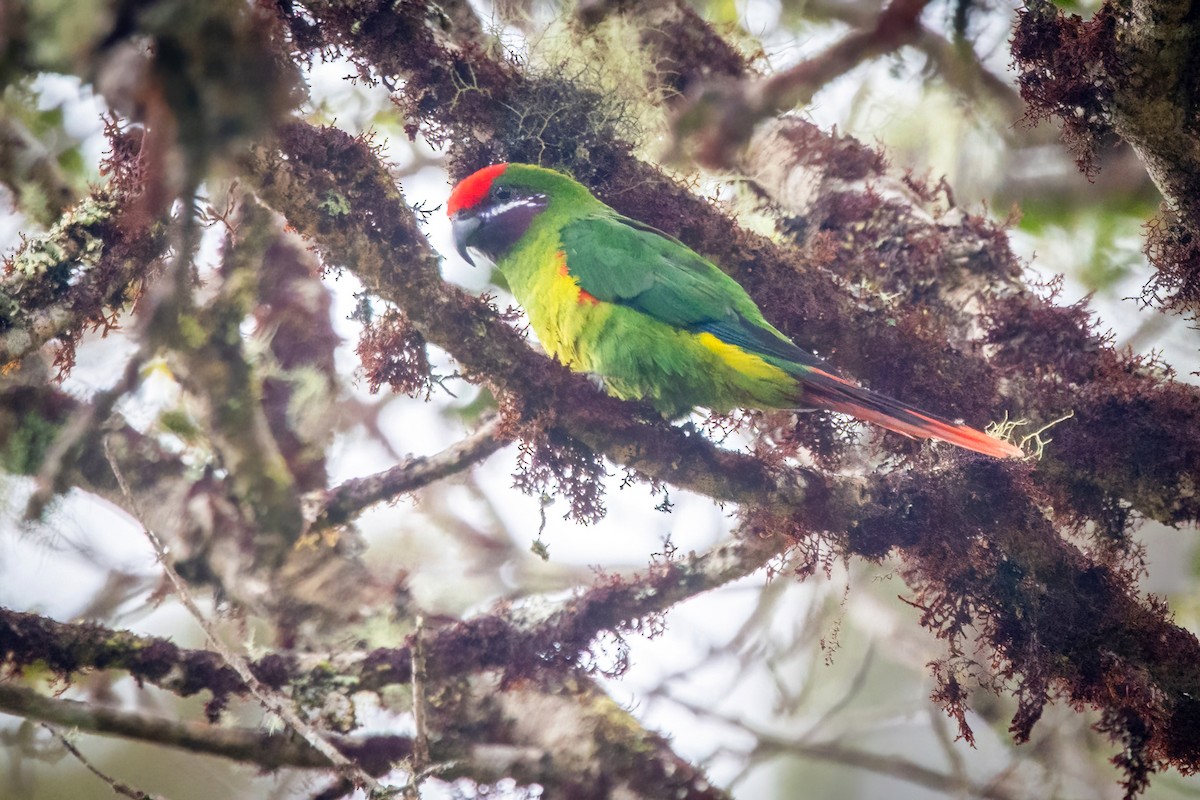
<box><xmin>695</xmin><ymin>333</ymin><xmax>791</xmax><ymax>384</ymax></box>
<box><xmin>517</xmin><ymin>252</ymin><xmax>609</xmax><ymax>370</ymax></box>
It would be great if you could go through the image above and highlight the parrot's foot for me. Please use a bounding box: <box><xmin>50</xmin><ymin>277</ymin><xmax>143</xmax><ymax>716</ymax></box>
<box><xmin>584</xmin><ymin>372</ymin><xmax>607</xmax><ymax>392</ymax></box>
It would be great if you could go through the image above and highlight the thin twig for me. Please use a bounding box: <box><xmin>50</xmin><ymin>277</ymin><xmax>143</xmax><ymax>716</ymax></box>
<box><xmin>102</xmin><ymin>438</ymin><xmax>384</xmax><ymax>794</ymax></box>
<box><xmin>663</xmin><ymin>690</ymin><xmax>1022</xmax><ymax>800</ymax></box>
<box><xmin>803</xmin><ymin>0</ymin><xmax>1025</xmax><ymax>121</ymax></box>
<box><xmin>406</xmin><ymin>614</ymin><xmax>431</xmax><ymax>799</ymax></box>
<box><xmin>43</xmin><ymin>723</ymin><xmax>166</xmax><ymax>800</ymax></box>
<box><xmin>798</xmin><ymin>642</ymin><xmax>877</xmax><ymax>741</ymax></box>
<box><xmin>25</xmin><ymin>343</ymin><xmax>150</xmax><ymax>521</ymax></box>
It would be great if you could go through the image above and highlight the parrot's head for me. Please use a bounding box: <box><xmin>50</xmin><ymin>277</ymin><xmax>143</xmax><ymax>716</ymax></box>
<box><xmin>447</xmin><ymin>163</ymin><xmax>594</xmax><ymax>267</ymax></box>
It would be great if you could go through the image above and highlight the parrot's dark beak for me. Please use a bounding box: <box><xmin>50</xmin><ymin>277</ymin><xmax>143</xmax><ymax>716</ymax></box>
<box><xmin>451</xmin><ymin>212</ymin><xmax>480</xmax><ymax>267</ymax></box>
<box><xmin>450</xmin><ymin>193</ymin><xmax>547</xmax><ymax>268</ymax></box>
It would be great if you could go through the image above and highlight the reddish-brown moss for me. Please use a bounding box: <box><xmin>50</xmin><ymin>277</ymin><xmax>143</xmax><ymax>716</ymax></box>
<box><xmin>355</xmin><ymin>307</ymin><xmax>433</xmax><ymax>398</ymax></box>
<box><xmin>1144</xmin><ymin>211</ymin><xmax>1200</xmax><ymax>317</ymax></box>
<box><xmin>1012</xmin><ymin>0</ymin><xmax>1121</xmax><ymax>175</ymax></box>
<box><xmin>513</xmin><ymin>428</ymin><xmax>608</xmax><ymax>525</ymax></box>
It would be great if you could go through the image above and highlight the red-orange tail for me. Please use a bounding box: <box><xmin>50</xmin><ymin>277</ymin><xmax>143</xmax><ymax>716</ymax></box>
<box><xmin>799</xmin><ymin>368</ymin><xmax>1023</xmax><ymax>459</ymax></box>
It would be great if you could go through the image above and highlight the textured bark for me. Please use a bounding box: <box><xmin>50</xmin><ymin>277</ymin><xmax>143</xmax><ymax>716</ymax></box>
<box><xmin>1013</xmin><ymin>0</ymin><xmax>1200</xmax><ymax>316</ymax></box>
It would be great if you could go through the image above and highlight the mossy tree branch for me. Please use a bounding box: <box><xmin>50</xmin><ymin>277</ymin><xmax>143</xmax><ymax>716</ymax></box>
<box><xmin>239</xmin><ymin>119</ymin><xmax>1200</xmax><ymax>789</ymax></box>
<box><xmin>2</xmin><ymin>0</ymin><xmax>1199</xmax><ymax>796</ymax></box>
<box><xmin>0</xmin><ymin>517</ymin><xmax>787</xmax><ymax>700</ymax></box>
<box><xmin>284</xmin><ymin>0</ymin><xmax>1200</xmax><ymax>534</ymax></box>
<box><xmin>0</xmin><ymin>671</ymin><xmax>729</xmax><ymax>799</ymax></box>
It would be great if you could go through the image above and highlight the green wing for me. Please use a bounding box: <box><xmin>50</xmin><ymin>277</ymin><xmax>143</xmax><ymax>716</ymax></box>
<box><xmin>559</xmin><ymin>213</ymin><xmax>824</xmax><ymax>371</ymax></box>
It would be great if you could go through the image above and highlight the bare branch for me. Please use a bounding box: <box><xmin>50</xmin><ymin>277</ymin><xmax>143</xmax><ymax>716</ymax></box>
<box><xmin>312</xmin><ymin>413</ymin><xmax>507</xmax><ymax>531</ymax></box>
<box><xmin>804</xmin><ymin>0</ymin><xmax>1027</xmax><ymax>123</ymax></box>
<box><xmin>664</xmin><ymin>688</ymin><xmax>1025</xmax><ymax>800</ymax></box>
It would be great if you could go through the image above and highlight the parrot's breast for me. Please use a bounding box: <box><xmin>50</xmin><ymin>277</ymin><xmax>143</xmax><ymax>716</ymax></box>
<box><xmin>508</xmin><ymin>250</ymin><xmax>612</xmax><ymax>372</ymax></box>
<box><xmin>502</xmin><ymin>241</ymin><xmax>799</xmax><ymax>416</ymax></box>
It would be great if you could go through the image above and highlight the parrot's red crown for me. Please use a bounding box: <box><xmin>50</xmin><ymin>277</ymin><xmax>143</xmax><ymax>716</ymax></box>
<box><xmin>447</xmin><ymin>163</ymin><xmax>509</xmax><ymax>216</ymax></box>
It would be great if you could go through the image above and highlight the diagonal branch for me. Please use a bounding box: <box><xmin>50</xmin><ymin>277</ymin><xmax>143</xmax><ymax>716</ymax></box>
<box><xmin>241</xmin><ymin>122</ymin><xmax>810</xmax><ymax>512</ymax></box>
<box><xmin>0</xmin><ymin>673</ymin><xmax>730</xmax><ymax>799</ymax></box>
<box><xmin>1</xmin><ymin>178</ymin><xmax>167</xmax><ymax>370</ymax></box>
<box><xmin>674</xmin><ymin>0</ymin><xmax>934</xmax><ymax>166</ymax></box>
<box><xmin>312</xmin><ymin>412</ymin><xmax>507</xmax><ymax>530</ymax></box>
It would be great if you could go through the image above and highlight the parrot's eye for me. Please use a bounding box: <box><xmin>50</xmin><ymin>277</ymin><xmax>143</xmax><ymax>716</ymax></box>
<box><xmin>492</xmin><ymin>185</ymin><xmax>513</xmax><ymax>201</ymax></box>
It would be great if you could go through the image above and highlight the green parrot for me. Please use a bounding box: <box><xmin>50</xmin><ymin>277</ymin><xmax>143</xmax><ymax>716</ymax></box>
<box><xmin>448</xmin><ymin>163</ymin><xmax>1021</xmax><ymax>459</ymax></box>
